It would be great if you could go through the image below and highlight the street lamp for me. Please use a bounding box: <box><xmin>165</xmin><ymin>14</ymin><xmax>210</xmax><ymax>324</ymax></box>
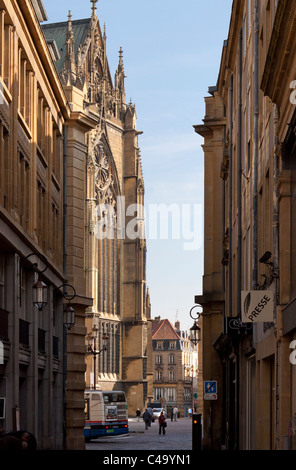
<box><xmin>32</xmin><ymin>279</ymin><xmax>48</xmax><ymax>311</ymax></box>
<box><xmin>189</xmin><ymin>305</ymin><xmax>203</xmax><ymax>345</ymax></box>
<box><xmin>59</xmin><ymin>284</ymin><xmax>77</xmax><ymax>330</ymax></box>
<box><xmin>87</xmin><ymin>333</ymin><xmax>108</xmax><ymax>390</ymax></box>
<box><xmin>25</xmin><ymin>253</ymin><xmax>48</xmax><ymax>311</ymax></box>
<box><xmin>184</xmin><ymin>365</ymin><xmax>198</xmax><ymax>414</ymax></box>
<box><xmin>190</xmin><ymin>322</ymin><xmax>201</xmax><ymax>345</ymax></box>
<box><xmin>25</xmin><ymin>254</ymin><xmax>77</xmax><ymax>329</ymax></box>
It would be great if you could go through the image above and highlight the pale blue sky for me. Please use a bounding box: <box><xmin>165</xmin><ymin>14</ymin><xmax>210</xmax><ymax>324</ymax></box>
<box><xmin>43</xmin><ymin>0</ymin><xmax>233</xmax><ymax>331</ymax></box>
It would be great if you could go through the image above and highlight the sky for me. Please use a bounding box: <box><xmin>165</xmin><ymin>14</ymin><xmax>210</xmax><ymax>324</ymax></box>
<box><xmin>42</xmin><ymin>0</ymin><xmax>233</xmax><ymax>332</ymax></box>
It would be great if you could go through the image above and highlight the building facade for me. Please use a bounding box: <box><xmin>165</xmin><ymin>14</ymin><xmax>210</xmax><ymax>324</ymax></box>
<box><xmin>0</xmin><ymin>0</ymin><xmax>92</xmax><ymax>450</ymax></box>
<box><xmin>0</xmin><ymin>0</ymin><xmax>151</xmax><ymax>449</ymax></box>
<box><xmin>151</xmin><ymin>317</ymin><xmax>198</xmax><ymax>418</ymax></box>
<box><xmin>42</xmin><ymin>2</ymin><xmax>152</xmax><ymax>418</ymax></box>
<box><xmin>195</xmin><ymin>0</ymin><xmax>296</xmax><ymax>450</ymax></box>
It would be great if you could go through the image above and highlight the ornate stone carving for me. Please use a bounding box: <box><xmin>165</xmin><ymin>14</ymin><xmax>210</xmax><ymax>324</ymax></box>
<box><xmin>93</xmin><ymin>143</ymin><xmax>117</xmax><ymax>224</ymax></box>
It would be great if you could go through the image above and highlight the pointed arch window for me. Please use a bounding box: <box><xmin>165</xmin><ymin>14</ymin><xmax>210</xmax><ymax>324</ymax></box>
<box><xmin>94</xmin><ymin>142</ymin><xmax>120</xmax><ymax>315</ymax></box>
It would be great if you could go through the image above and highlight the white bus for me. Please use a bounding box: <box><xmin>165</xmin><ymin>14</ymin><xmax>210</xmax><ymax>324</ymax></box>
<box><xmin>84</xmin><ymin>390</ymin><xmax>129</xmax><ymax>441</ymax></box>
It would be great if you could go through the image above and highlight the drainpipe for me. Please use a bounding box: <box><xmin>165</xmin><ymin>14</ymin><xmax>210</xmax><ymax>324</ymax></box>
<box><xmin>238</xmin><ymin>28</ymin><xmax>242</xmax><ymax>314</ymax></box>
<box><xmin>236</xmin><ymin>28</ymin><xmax>243</xmax><ymax>451</ymax></box>
<box><xmin>229</xmin><ymin>75</ymin><xmax>233</xmax><ymax>318</ymax></box>
<box><xmin>63</xmin><ymin>124</ymin><xmax>68</xmax><ymax>275</ymax></box>
<box><xmin>222</xmin><ymin>103</ymin><xmax>226</xmax><ymax>321</ymax></box>
<box><xmin>252</xmin><ymin>0</ymin><xmax>259</xmax><ymax>290</ymax></box>
<box><xmin>63</xmin><ymin>124</ymin><xmax>68</xmax><ymax>449</ymax></box>
<box><xmin>273</xmin><ymin>106</ymin><xmax>280</xmax><ymax>450</ymax></box>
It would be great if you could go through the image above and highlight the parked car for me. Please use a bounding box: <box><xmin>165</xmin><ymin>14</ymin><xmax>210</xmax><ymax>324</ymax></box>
<box><xmin>152</xmin><ymin>408</ymin><xmax>166</xmax><ymax>422</ymax></box>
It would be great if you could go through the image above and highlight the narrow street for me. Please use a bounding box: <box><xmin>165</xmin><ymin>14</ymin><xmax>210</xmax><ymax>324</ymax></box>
<box><xmin>86</xmin><ymin>417</ymin><xmax>193</xmax><ymax>451</ymax></box>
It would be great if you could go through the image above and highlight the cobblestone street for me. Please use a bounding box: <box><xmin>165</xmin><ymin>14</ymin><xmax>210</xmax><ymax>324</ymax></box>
<box><xmin>86</xmin><ymin>418</ymin><xmax>193</xmax><ymax>451</ymax></box>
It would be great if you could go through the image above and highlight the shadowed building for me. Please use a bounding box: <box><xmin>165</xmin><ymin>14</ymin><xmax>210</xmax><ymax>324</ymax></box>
<box><xmin>0</xmin><ymin>0</ymin><xmax>151</xmax><ymax>449</ymax></box>
<box><xmin>195</xmin><ymin>0</ymin><xmax>296</xmax><ymax>450</ymax></box>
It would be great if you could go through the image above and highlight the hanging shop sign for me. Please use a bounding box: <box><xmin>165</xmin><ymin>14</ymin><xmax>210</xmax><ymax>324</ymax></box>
<box><xmin>241</xmin><ymin>291</ymin><xmax>274</xmax><ymax>323</ymax></box>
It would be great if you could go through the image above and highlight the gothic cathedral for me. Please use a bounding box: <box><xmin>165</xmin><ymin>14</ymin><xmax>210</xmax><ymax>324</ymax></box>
<box><xmin>42</xmin><ymin>2</ymin><xmax>152</xmax><ymax>414</ymax></box>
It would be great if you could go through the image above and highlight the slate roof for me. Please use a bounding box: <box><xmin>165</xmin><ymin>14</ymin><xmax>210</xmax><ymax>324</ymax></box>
<box><xmin>42</xmin><ymin>18</ymin><xmax>91</xmax><ymax>74</ymax></box>
<box><xmin>152</xmin><ymin>319</ymin><xmax>181</xmax><ymax>340</ymax></box>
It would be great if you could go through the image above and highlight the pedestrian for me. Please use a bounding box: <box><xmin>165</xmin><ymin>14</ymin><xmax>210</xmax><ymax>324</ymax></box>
<box><xmin>142</xmin><ymin>409</ymin><xmax>152</xmax><ymax>430</ymax></box>
<box><xmin>136</xmin><ymin>408</ymin><xmax>141</xmax><ymax>422</ymax></box>
<box><xmin>147</xmin><ymin>405</ymin><xmax>153</xmax><ymax>417</ymax></box>
<box><xmin>0</xmin><ymin>435</ymin><xmax>23</xmax><ymax>450</ymax></box>
<box><xmin>1</xmin><ymin>430</ymin><xmax>37</xmax><ymax>450</ymax></box>
<box><xmin>170</xmin><ymin>407</ymin><xmax>174</xmax><ymax>421</ymax></box>
<box><xmin>158</xmin><ymin>411</ymin><xmax>166</xmax><ymax>435</ymax></box>
<box><xmin>173</xmin><ymin>406</ymin><xmax>178</xmax><ymax>421</ymax></box>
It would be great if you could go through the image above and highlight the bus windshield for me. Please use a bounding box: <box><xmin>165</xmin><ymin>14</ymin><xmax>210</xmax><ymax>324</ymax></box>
<box><xmin>103</xmin><ymin>392</ymin><xmax>126</xmax><ymax>403</ymax></box>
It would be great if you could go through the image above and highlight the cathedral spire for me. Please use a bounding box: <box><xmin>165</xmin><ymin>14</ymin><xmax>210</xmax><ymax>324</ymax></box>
<box><xmin>91</xmin><ymin>0</ymin><xmax>98</xmax><ymax>18</ymax></box>
<box><xmin>115</xmin><ymin>46</ymin><xmax>126</xmax><ymax>111</ymax></box>
<box><xmin>118</xmin><ymin>46</ymin><xmax>124</xmax><ymax>71</ymax></box>
<box><xmin>62</xmin><ymin>10</ymin><xmax>76</xmax><ymax>85</ymax></box>
<box><xmin>66</xmin><ymin>10</ymin><xmax>74</xmax><ymax>47</ymax></box>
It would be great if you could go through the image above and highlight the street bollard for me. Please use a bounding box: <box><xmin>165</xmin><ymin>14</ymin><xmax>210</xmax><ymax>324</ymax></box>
<box><xmin>192</xmin><ymin>413</ymin><xmax>202</xmax><ymax>450</ymax></box>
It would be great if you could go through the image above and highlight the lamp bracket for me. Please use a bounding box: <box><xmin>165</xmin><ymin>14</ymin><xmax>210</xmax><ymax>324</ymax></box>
<box><xmin>228</xmin><ymin>317</ymin><xmax>252</xmax><ymax>334</ymax></box>
<box><xmin>58</xmin><ymin>283</ymin><xmax>76</xmax><ymax>301</ymax></box>
<box><xmin>190</xmin><ymin>304</ymin><xmax>203</xmax><ymax>321</ymax></box>
<box><xmin>25</xmin><ymin>253</ymin><xmax>48</xmax><ymax>274</ymax></box>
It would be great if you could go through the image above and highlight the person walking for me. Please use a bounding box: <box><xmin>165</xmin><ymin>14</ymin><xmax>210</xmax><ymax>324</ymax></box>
<box><xmin>173</xmin><ymin>406</ymin><xmax>178</xmax><ymax>421</ymax></box>
<box><xmin>147</xmin><ymin>405</ymin><xmax>153</xmax><ymax>418</ymax></box>
<box><xmin>142</xmin><ymin>409</ymin><xmax>152</xmax><ymax>430</ymax></box>
<box><xmin>136</xmin><ymin>408</ymin><xmax>141</xmax><ymax>422</ymax></box>
<box><xmin>170</xmin><ymin>407</ymin><xmax>174</xmax><ymax>421</ymax></box>
<box><xmin>158</xmin><ymin>411</ymin><xmax>166</xmax><ymax>435</ymax></box>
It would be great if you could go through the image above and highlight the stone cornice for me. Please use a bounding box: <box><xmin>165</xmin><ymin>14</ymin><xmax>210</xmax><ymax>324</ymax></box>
<box><xmin>217</xmin><ymin>0</ymin><xmax>244</xmax><ymax>95</ymax></box>
<box><xmin>261</xmin><ymin>0</ymin><xmax>296</xmax><ymax>103</ymax></box>
<box><xmin>16</xmin><ymin>0</ymin><xmax>70</xmax><ymax>120</ymax></box>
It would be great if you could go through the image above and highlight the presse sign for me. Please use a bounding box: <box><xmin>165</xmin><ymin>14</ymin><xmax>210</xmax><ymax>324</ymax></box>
<box><xmin>241</xmin><ymin>291</ymin><xmax>274</xmax><ymax>323</ymax></box>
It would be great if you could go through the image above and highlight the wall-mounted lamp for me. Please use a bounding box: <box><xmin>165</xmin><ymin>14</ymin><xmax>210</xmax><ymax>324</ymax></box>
<box><xmin>25</xmin><ymin>253</ymin><xmax>48</xmax><ymax>311</ymax></box>
<box><xmin>33</xmin><ymin>279</ymin><xmax>48</xmax><ymax>311</ymax></box>
<box><xmin>60</xmin><ymin>284</ymin><xmax>77</xmax><ymax>330</ymax></box>
<box><xmin>189</xmin><ymin>305</ymin><xmax>203</xmax><ymax>345</ymax></box>
<box><xmin>25</xmin><ymin>254</ymin><xmax>76</xmax><ymax>329</ymax></box>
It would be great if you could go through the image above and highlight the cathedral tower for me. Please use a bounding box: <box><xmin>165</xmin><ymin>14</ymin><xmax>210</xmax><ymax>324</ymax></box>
<box><xmin>42</xmin><ymin>0</ymin><xmax>152</xmax><ymax>416</ymax></box>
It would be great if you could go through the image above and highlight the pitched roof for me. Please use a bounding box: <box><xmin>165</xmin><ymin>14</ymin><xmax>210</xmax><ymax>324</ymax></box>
<box><xmin>152</xmin><ymin>319</ymin><xmax>181</xmax><ymax>340</ymax></box>
<box><xmin>42</xmin><ymin>18</ymin><xmax>91</xmax><ymax>74</ymax></box>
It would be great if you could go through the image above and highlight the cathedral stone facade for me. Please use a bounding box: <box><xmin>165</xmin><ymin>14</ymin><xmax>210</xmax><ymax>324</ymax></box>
<box><xmin>42</xmin><ymin>1</ymin><xmax>152</xmax><ymax>418</ymax></box>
